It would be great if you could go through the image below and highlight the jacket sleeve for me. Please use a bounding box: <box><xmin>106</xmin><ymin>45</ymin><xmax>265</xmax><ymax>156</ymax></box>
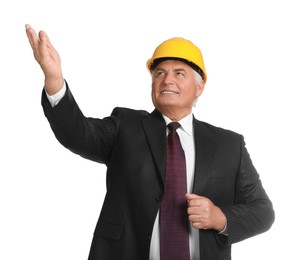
<box><xmin>41</xmin><ymin>82</ymin><xmax>118</xmax><ymax>164</ymax></box>
<box><xmin>218</xmin><ymin>136</ymin><xmax>275</xmax><ymax>246</ymax></box>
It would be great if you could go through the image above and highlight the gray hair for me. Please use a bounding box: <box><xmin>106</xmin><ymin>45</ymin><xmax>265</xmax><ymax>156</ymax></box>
<box><xmin>193</xmin><ymin>71</ymin><xmax>203</xmax><ymax>107</ymax></box>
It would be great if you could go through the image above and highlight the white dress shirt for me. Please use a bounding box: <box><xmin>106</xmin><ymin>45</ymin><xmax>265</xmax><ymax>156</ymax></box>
<box><xmin>149</xmin><ymin>114</ymin><xmax>199</xmax><ymax>260</ymax></box>
<box><xmin>45</xmin><ymin>83</ymin><xmax>66</xmax><ymax>107</ymax></box>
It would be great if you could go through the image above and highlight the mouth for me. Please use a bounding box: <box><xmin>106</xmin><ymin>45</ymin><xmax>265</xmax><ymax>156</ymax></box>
<box><xmin>160</xmin><ymin>90</ymin><xmax>179</xmax><ymax>95</ymax></box>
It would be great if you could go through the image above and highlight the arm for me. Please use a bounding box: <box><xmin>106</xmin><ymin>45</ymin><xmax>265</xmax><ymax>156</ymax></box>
<box><xmin>26</xmin><ymin>25</ymin><xmax>118</xmax><ymax>164</ymax></box>
<box><xmin>41</xmin><ymin>82</ymin><xmax>118</xmax><ymax>164</ymax></box>
<box><xmin>186</xmin><ymin>135</ymin><xmax>274</xmax><ymax>245</ymax></box>
<box><xmin>219</xmin><ymin>136</ymin><xmax>275</xmax><ymax>245</ymax></box>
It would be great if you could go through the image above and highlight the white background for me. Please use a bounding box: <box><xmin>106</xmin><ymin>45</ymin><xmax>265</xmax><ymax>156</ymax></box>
<box><xmin>1</xmin><ymin>0</ymin><xmax>298</xmax><ymax>259</ymax></box>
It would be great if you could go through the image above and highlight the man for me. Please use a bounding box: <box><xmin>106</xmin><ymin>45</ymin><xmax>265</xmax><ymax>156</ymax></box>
<box><xmin>25</xmin><ymin>24</ymin><xmax>275</xmax><ymax>260</ymax></box>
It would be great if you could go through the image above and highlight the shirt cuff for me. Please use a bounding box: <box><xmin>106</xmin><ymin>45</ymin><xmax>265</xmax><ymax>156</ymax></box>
<box><xmin>218</xmin><ymin>222</ymin><xmax>228</xmax><ymax>236</ymax></box>
<box><xmin>45</xmin><ymin>81</ymin><xmax>67</xmax><ymax>107</ymax></box>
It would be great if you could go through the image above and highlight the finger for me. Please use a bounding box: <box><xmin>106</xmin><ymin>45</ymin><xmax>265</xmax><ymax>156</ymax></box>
<box><xmin>187</xmin><ymin>215</ymin><xmax>207</xmax><ymax>230</ymax></box>
<box><xmin>188</xmin><ymin>199</ymin><xmax>203</xmax><ymax>207</ymax></box>
<box><xmin>38</xmin><ymin>31</ymin><xmax>48</xmax><ymax>53</ymax></box>
<box><xmin>39</xmin><ymin>30</ymin><xmax>49</xmax><ymax>45</ymax></box>
<box><xmin>185</xmin><ymin>193</ymin><xmax>204</xmax><ymax>201</ymax></box>
<box><xmin>39</xmin><ymin>30</ymin><xmax>57</xmax><ymax>52</ymax></box>
<box><xmin>191</xmin><ymin>221</ymin><xmax>208</xmax><ymax>230</ymax></box>
<box><xmin>25</xmin><ymin>24</ymin><xmax>39</xmax><ymax>50</ymax></box>
<box><xmin>186</xmin><ymin>194</ymin><xmax>205</xmax><ymax>207</ymax></box>
<box><xmin>188</xmin><ymin>212</ymin><xmax>202</xmax><ymax>222</ymax></box>
<box><xmin>187</xmin><ymin>206</ymin><xmax>203</xmax><ymax>215</ymax></box>
<box><xmin>38</xmin><ymin>30</ymin><xmax>58</xmax><ymax>64</ymax></box>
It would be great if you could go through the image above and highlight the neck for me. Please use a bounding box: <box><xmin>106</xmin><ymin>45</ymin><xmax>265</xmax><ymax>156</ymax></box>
<box><xmin>159</xmin><ymin>108</ymin><xmax>192</xmax><ymax>122</ymax></box>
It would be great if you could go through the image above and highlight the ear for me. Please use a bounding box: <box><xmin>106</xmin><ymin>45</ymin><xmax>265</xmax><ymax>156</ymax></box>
<box><xmin>195</xmin><ymin>81</ymin><xmax>205</xmax><ymax>97</ymax></box>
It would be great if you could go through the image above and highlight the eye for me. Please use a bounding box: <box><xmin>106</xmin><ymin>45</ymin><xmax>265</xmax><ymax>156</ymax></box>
<box><xmin>154</xmin><ymin>70</ymin><xmax>165</xmax><ymax>78</ymax></box>
<box><xmin>176</xmin><ymin>71</ymin><xmax>185</xmax><ymax>77</ymax></box>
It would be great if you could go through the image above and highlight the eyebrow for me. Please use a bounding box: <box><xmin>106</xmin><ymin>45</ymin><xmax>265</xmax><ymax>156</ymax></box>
<box><xmin>173</xmin><ymin>68</ymin><xmax>187</xmax><ymax>73</ymax></box>
<box><xmin>155</xmin><ymin>67</ymin><xmax>187</xmax><ymax>73</ymax></box>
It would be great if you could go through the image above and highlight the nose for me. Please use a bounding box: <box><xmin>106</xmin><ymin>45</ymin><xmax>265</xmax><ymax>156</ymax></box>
<box><xmin>163</xmin><ymin>73</ymin><xmax>175</xmax><ymax>85</ymax></box>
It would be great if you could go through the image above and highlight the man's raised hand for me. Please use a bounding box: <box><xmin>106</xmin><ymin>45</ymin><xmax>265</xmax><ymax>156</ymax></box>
<box><xmin>25</xmin><ymin>24</ymin><xmax>64</xmax><ymax>95</ymax></box>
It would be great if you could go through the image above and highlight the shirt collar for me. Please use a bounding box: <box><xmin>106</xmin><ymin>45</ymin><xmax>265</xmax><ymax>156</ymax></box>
<box><xmin>162</xmin><ymin>113</ymin><xmax>193</xmax><ymax>136</ymax></box>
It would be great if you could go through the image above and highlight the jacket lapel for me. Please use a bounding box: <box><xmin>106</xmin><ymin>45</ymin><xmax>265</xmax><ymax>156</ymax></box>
<box><xmin>141</xmin><ymin>109</ymin><xmax>167</xmax><ymax>184</ymax></box>
<box><xmin>192</xmin><ymin>119</ymin><xmax>216</xmax><ymax>195</ymax></box>
<box><xmin>141</xmin><ymin>112</ymin><xmax>216</xmax><ymax>192</ymax></box>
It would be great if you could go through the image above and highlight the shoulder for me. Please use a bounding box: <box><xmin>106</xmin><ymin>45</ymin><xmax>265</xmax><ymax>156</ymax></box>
<box><xmin>107</xmin><ymin>107</ymin><xmax>151</xmax><ymax>130</ymax></box>
<box><xmin>110</xmin><ymin>107</ymin><xmax>150</xmax><ymax>119</ymax></box>
<box><xmin>193</xmin><ymin>118</ymin><xmax>243</xmax><ymax>143</ymax></box>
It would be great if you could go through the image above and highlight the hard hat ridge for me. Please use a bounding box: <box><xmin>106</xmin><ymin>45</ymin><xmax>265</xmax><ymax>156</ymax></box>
<box><xmin>150</xmin><ymin>57</ymin><xmax>204</xmax><ymax>80</ymax></box>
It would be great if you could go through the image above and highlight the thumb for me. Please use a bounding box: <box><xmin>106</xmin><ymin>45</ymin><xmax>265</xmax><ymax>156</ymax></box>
<box><xmin>185</xmin><ymin>193</ymin><xmax>202</xmax><ymax>200</ymax></box>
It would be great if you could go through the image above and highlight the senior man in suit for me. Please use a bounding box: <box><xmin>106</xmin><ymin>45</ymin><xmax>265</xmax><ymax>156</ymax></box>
<box><xmin>26</xmin><ymin>24</ymin><xmax>274</xmax><ymax>260</ymax></box>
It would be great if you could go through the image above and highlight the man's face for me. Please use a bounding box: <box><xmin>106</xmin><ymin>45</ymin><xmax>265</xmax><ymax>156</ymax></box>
<box><xmin>151</xmin><ymin>60</ymin><xmax>204</xmax><ymax>119</ymax></box>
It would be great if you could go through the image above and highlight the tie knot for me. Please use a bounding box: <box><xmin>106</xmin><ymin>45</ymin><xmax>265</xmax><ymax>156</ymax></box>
<box><xmin>167</xmin><ymin>122</ymin><xmax>181</xmax><ymax>132</ymax></box>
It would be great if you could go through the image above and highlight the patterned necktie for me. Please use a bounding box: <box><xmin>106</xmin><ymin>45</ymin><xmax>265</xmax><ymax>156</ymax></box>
<box><xmin>160</xmin><ymin>122</ymin><xmax>190</xmax><ymax>260</ymax></box>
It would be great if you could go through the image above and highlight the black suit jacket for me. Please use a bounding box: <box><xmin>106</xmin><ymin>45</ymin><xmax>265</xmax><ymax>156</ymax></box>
<box><xmin>42</xmin><ymin>84</ymin><xmax>274</xmax><ymax>260</ymax></box>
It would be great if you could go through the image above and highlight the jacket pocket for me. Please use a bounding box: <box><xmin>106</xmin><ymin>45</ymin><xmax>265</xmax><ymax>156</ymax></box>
<box><xmin>94</xmin><ymin>221</ymin><xmax>123</xmax><ymax>240</ymax></box>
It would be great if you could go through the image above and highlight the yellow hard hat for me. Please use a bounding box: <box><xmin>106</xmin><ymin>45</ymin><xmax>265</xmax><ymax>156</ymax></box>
<box><xmin>146</xmin><ymin>37</ymin><xmax>207</xmax><ymax>83</ymax></box>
